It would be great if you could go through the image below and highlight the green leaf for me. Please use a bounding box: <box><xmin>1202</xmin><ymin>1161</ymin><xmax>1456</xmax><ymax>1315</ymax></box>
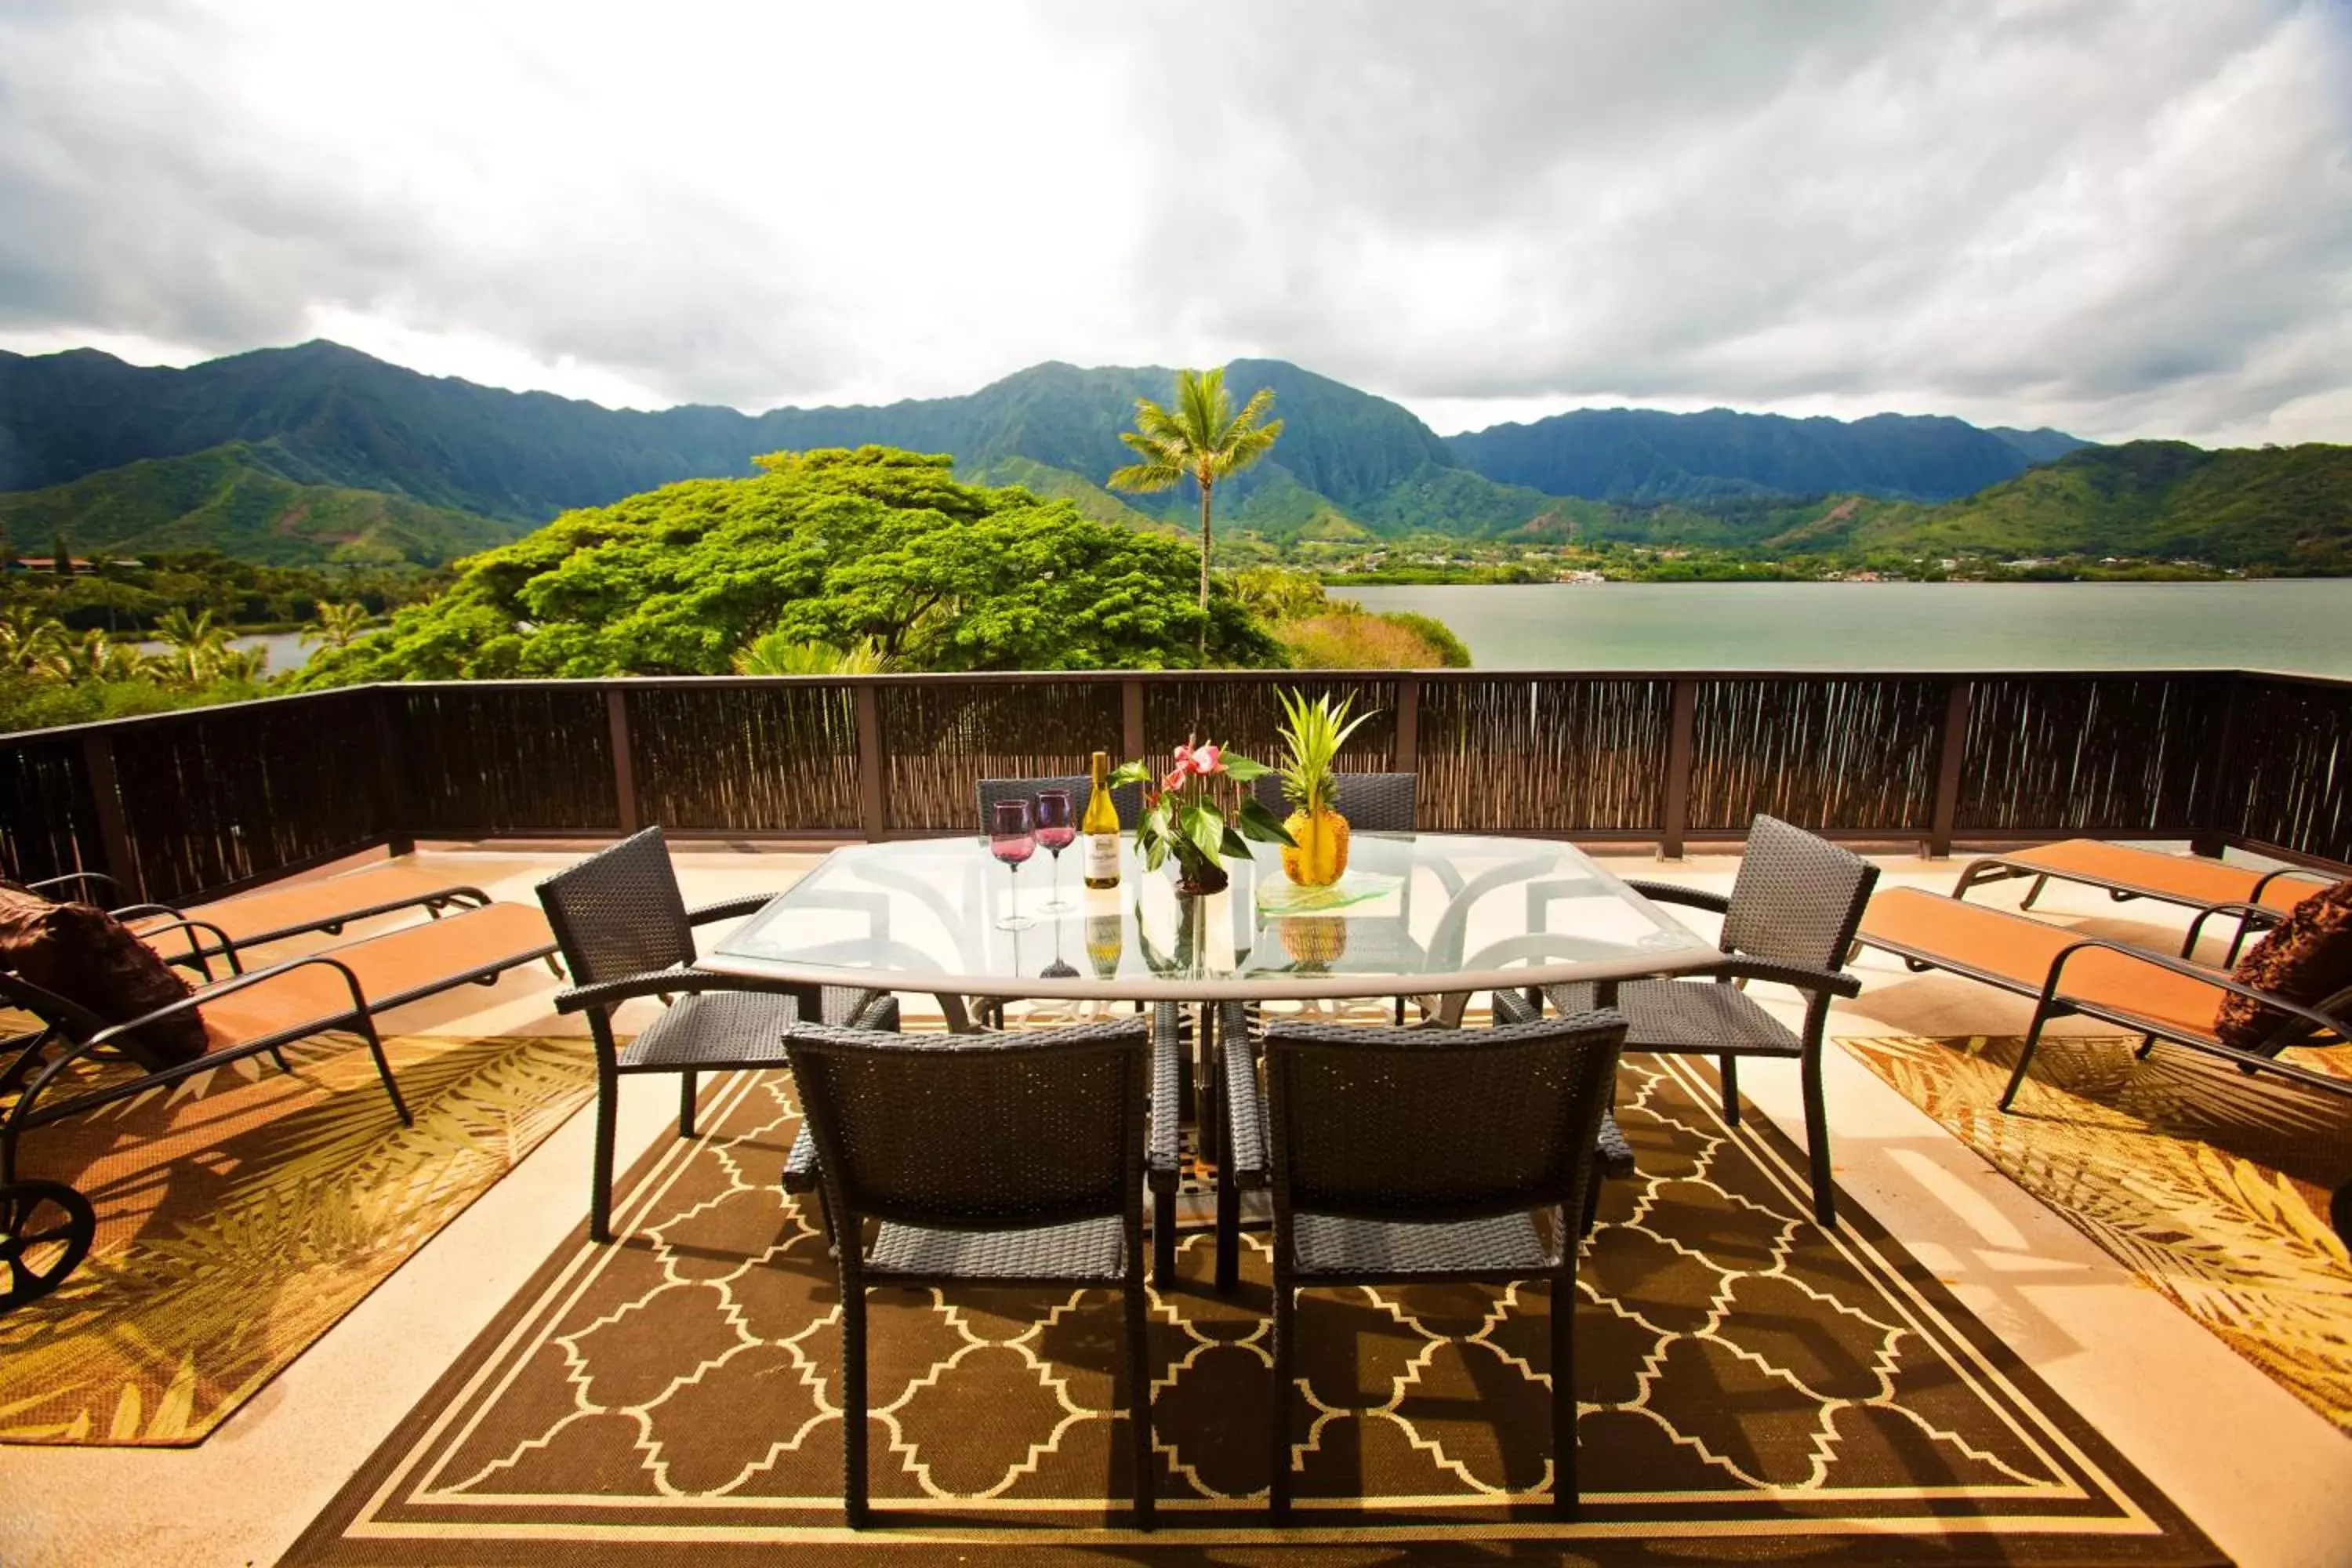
<box><xmin>1182</xmin><ymin>802</ymin><xmax>1227</xmax><ymax>865</ymax></box>
<box><xmin>1107</xmin><ymin>760</ymin><xmax>1153</xmax><ymax>789</ymax></box>
<box><xmin>1221</xmin><ymin>753</ymin><xmax>1272</xmax><ymax>782</ymax></box>
<box><xmin>1236</xmin><ymin>796</ymin><xmax>1298</xmax><ymax>845</ymax></box>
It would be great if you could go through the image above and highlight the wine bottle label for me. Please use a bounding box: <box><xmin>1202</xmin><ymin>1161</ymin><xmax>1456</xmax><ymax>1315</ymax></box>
<box><xmin>1085</xmin><ymin>832</ymin><xmax>1120</xmax><ymax>882</ymax></box>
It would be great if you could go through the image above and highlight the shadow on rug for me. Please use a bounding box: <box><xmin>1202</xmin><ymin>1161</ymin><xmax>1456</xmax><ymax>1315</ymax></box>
<box><xmin>1839</xmin><ymin>1033</ymin><xmax>2352</xmax><ymax>1437</ymax></box>
<box><xmin>0</xmin><ymin>1030</ymin><xmax>596</xmax><ymax>1446</ymax></box>
<box><xmin>282</xmin><ymin>1051</ymin><xmax>2216</xmax><ymax>1566</ymax></box>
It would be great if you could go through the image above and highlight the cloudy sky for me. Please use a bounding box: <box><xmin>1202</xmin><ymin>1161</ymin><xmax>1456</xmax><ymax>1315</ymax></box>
<box><xmin>2</xmin><ymin>0</ymin><xmax>2347</xmax><ymax>443</ymax></box>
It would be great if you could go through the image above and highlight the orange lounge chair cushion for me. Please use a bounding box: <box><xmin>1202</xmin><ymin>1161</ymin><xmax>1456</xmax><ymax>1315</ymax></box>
<box><xmin>2216</xmin><ymin>879</ymin><xmax>2352</xmax><ymax>1053</ymax></box>
<box><xmin>1860</xmin><ymin>887</ymin><xmax>2231</xmax><ymax>1042</ymax></box>
<box><xmin>130</xmin><ymin>862</ymin><xmax>480</xmax><ymax>953</ymax></box>
<box><xmin>197</xmin><ymin>902</ymin><xmax>554</xmax><ymax>1051</ymax></box>
<box><xmin>1998</xmin><ymin>840</ymin><xmax>2325</xmax><ymax>916</ymax></box>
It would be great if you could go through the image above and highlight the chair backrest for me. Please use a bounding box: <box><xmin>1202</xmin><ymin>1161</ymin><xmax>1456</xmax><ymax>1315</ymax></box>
<box><xmin>1263</xmin><ymin>1011</ymin><xmax>1624</xmax><ymax>1225</ymax></box>
<box><xmin>1250</xmin><ymin>771</ymin><xmax>1417</xmax><ymax>832</ymax></box>
<box><xmin>784</xmin><ymin>1017</ymin><xmax>1149</xmax><ymax>1232</ymax></box>
<box><xmin>533</xmin><ymin>825</ymin><xmax>694</xmax><ymax>988</ymax></box>
<box><xmin>1719</xmin><ymin>815</ymin><xmax>1881</xmax><ymax>971</ymax></box>
<box><xmin>975</xmin><ymin>774</ymin><xmax>1143</xmax><ymax>834</ymax></box>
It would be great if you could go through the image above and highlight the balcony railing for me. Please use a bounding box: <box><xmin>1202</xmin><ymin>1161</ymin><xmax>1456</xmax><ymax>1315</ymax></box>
<box><xmin>3</xmin><ymin>668</ymin><xmax>2346</xmax><ymax>907</ymax></box>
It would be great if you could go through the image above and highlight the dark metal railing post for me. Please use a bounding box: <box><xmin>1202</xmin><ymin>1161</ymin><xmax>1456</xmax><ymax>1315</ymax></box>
<box><xmin>855</xmin><ymin>683</ymin><xmax>887</xmax><ymax>840</ymax></box>
<box><xmin>1393</xmin><ymin>675</ymin><xmax>1421</xmax><ymax>779</ymax></box>
<box><xmin>1927</xmin><ymin>679</ymin><xmax>1973</xmax><ymax>859</ymax></box>
<box><xmin>372</xmin><ymin>685</ymin><xmax>416</xmax><ymax>855</ymax></box>
<box><xmin>1121</xmin><ymin>677</ymin><xmax>1146</xmax><ymax>762</ymax></box>
<box><xmin>605</xmin><ymin>686</ymin><xmax>641</xmax><ymax>835</ymax></box>
<box><xmin>1661</xmin><ymin>678</ymin><xmax>1697</xmax><ymax>858</ymax></box>
<box><xmin>78</xmin><ymin>731</ymin><xmax>140</xmax><ymax>902</ymax></box>
<box><xmin>2190</xmin><ymin>672</ymin><xmax>2243</xmax><ymax>858</ymax></box>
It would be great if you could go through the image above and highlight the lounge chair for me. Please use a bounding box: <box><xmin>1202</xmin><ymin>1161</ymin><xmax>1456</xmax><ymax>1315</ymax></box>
<box><xmin>1951</xmin><ymin>840</ymin><xmax>2336</xmax><ymax>962</ymax></box>
<box><xmin>0</xmin><ymin>901</ymin><xmax>559</xmax><ymax>1311</ymax></box>
<box><xmin>1856</xmin><ymin>887</ymin><xmax>2352</xmax><ymax>1110</ymax></box>
<box><xmin>24</xmin><ymin>863</ymin><xmax>495</xmax><ymax>975</ymax></box>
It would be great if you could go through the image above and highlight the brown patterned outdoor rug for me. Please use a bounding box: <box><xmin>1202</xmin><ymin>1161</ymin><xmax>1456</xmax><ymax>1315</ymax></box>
<box><xmin>284</xmin><ymin>1051</ymin><xmax>2216</xmax><ymax>1565</ymax></box>
<box><xmin>0</xmin><ymin>1029</ymin><xmax>596</xmax><ymax>1446</ymax></box>
<box><xmin>1841</xmin><ymin>1033</ymin><xmax>2352</xmax><ymax>1437</ymax></box>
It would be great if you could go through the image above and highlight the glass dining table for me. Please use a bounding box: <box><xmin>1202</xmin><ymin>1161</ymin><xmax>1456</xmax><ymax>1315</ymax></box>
<box><xmin>702</xmin><ymin>832</ymin><xmax>1724</xmax><ymax>1029</ymax></box>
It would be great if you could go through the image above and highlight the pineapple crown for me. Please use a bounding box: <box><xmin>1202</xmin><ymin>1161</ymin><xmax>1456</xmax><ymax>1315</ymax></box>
<box><xmin>1276</xmin><ymin>688</ymin><xmax>1376</xmax><ymax>813</ymax></box>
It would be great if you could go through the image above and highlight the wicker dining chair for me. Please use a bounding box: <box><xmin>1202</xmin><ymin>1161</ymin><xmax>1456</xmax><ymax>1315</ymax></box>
<box><xmin>536</xmin><ymin>826</ymin><xmax>897</xmax><ymax>1244</ymax></box>
<box><xmin>1260</xmin><ymin>1010</ymin><xmax>1628</xmax><ymax>1520</ymax></box>
<box><xmin>1539</xmin><ymin>815</ymin><xmax>1876</xmax><ymax>1226</ymax></box>
<box><xmin>781</xmin><ymin>1015</ymin><xmax>1162</xmax><ymax>1530</ymax></box>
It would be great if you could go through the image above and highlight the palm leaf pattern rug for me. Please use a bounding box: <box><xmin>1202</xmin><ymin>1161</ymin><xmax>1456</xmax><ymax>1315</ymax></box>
<box><xmin>1838</xmin><ymin>1033</ymin><xmax>2352</xmax><ymax>1435</ymax></box>
<box><xmin>0</xmin><ymin>1029</ymin><xmax>596</xmax><ymax>1446</ymax></box>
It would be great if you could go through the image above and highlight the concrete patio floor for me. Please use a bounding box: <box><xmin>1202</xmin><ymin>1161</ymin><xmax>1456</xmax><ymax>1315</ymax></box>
<box><xmin>3</xmin><ymin>840</ymin><xmax>2348</xmax><ymax>1567</ymax></box>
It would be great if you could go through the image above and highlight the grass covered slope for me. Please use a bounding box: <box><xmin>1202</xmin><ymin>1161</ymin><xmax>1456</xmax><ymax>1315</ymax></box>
<box><xmin>1832</xmin><ymin>441</ymin><xmax>2352</xmax><ymax>569</ymax></box>
<box><xmin>0</xmin><ymin>441</ymin><xmax>514</xmax><ymax>565</ymax></box>
<box><xmin>293</xmin><ymin>447</ymin><xmax>1279</xmax><ymax>684</ymax></box>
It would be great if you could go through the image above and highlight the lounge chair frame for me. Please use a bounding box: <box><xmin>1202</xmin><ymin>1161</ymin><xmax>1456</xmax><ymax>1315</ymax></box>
<box><xmin>1856</xmin><ymin>917</ymin><xmax>2352</xmax><ymax>1110</ymax></box>
<box><xmin>1951</xmin><ymin>849</ymin><xmax>2336</xmax><ymax>965</ymax></box>
<box><xmin>0</xmin><ymin>915</ymin><xmax>560</xmax><ymax>1311</ymax></box>
<box><xmin>24</xmin><ymin>869</ymin><xmax>495</xmax><ymax>977</ymax></box>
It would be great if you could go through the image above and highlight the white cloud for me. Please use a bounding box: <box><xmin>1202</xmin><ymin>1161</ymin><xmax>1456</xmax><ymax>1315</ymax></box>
<box><xmin>1</xmin><ymin>0</ymin><xmax>2346</xmax><ymax>443</ymax></box>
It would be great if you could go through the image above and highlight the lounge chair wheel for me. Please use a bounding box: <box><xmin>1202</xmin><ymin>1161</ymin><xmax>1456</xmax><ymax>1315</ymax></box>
<box><xmin>0</xmin><ymin>1179</ymin><xmax>96</xmax><ymax>1313</ymax></box>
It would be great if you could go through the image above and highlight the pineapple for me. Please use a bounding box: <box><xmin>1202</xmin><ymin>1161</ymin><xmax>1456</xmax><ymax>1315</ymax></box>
<box><xmin>1275</xmin><ymin>688</ymin><xmax>1374</xmax><ymax>887</ymax></box>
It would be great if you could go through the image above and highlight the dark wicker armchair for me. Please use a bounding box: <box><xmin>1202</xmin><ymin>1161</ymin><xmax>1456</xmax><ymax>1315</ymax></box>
<box><xmin>535</xmin><ymin>826</ymin><xmax>896</xmax><ymax>1244</ymax></box>
<box><xmin>781</xmin><ymin>1016</ymin><xmax>1160</xmax><ymax>1530</ymax></box>
<box><xmin>1542</xmin><ymin>814</ymin><xmax>1877</xmax><ymax>1226</ymax></box>
<box><xmin>1260</xmin><ymin>1011</ymin><xmax>1628</xmax><ymax>1520</ymax></box>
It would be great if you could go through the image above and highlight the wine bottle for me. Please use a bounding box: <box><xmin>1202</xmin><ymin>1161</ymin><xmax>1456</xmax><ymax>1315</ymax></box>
<box><xmin>1083</xmin><ymin>749</ymin><xmax>1121</xmax><ymax>888</ymax></box>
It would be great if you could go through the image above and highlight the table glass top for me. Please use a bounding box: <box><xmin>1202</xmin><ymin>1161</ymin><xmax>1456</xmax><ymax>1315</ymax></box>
<box><xmin>707</xmin><ymin>833</ymin><xmax>1721</xmax><ymax>1000</ymax></box>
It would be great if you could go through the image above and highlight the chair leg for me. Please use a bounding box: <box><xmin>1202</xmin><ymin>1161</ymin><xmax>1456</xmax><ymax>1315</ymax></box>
<box><xmin>1801</xmin><ymin>1052</ymin><xmax>1836</xmax><ymax>1228</ymax></box>
<box><xmin>1127</xmin><ymin>1278</ymin><xmax>1155</xmax><ymax>1530</ymax></box>
<box><xmin>2020</xmin><ymin>873</ymin><xmax>2050</xmax><ymax>910</ymax></box>
<box><xmin>268</xmin><ymin>1046</ymin><xmax>292</xmax><ymax>1074</ymax></box>
<box><xmin>1152</xmin><ymin>1181</ymin><xmax>1177</xmax><ymax>1292</ymax></box>
<box><xmin>1581</xmin><ymin>1160</ymin><xmax>1605</xmax><ymax>1238</ymax></box>
<box><xmin>843</xmin><ymin>1283</ymin><xmax>869</xmax><ymax>1528</ymax></box>
<box><xmin>590</xmin><ymin>1072</ymin><xmax>619</xmax><ymax>1244</ymax></box>
<box><xmin>1215</xmin><ymin>1159</ymin><xmax>1241</xmax><ymax>1294</ymax></box>
<box><xmin>2135</xmin><ymin>1033</ymin><xmax>2158</xmax><ymax>1062</ymax></box>
<box><xmin>1269</xmin><ymin>1277</ymin><xmax>1293</xmax><ymax>1519</ymax></box>
<box><xmin>1719</xmin><ymin>1055</ymin><xmax>1740</xmax><ymax>1126</ymax></box>
<box><xmin>1551</xmin><ymin>1269</ymin><xmax>1579</xmax><ymax>1522</ymax></box>
<box><xmin>357</xmin><ymin>1017</ymin><xmax>412</xmax><ymax>1127</ymax></box>
<box><xmin>678</xmin><ymin>1070</ymin><xmax>698</xmax><ymax>1138</ymax></box>
<box><xmin>1998</xmin><ymin>1010</ymin><xmax>2052</xmax><ymax>1112</ymax></box>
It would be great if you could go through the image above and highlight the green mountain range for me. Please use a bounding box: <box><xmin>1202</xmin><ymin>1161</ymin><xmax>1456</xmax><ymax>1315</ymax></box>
<box><xmin>0</xmin><ymin>340</ymin><xmax>2342</xmax><ymax>572</ymax></box>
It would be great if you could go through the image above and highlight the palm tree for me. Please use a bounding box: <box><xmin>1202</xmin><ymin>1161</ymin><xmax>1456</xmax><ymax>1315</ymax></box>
<box><xmin>1107</xmin><ymin>367</ymin><xmax>1283</xmax><ymax>657</ymax></box>
<box><xmin>302</xmin><ymin>600</ymin><xmax>372</xmax><ymax>649</ymax></box>
<box><xmin>154</xmin><ymin>607</ymin><xmax>231</xmax><ymax>684</ymax></box>
<box><xmin>734</xmin><ymin>633</ymin><xmax>898</xmax><ymax>675</ymax></box>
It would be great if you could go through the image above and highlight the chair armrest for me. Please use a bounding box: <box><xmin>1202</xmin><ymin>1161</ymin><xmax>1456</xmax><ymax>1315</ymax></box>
<box><xmin>1623</xmin><ymin>879</ymin><xmax>1731</xmax><ymax>915</ymax></box>
<box><xmin>1148</xmin><ymin>1002</ymin><xmax>1184</xmax><ymax>1178</ymax></box>
<box><xmin>1490</xmin><ymin>987</ymin><xmax>1541</xmax><ymax>1025</ymax></box>
<box><xmin>82</xmin><ymin>951</ymin><xmax>369</xmax><ymax>1055</ymax></box>
<box><xmin>1218</xmin><ymin>1002</ymin><xmax>1268</xmax><ymax>1184</ymax></box>
<box><xmin>688</xmin><ymin>893</ymin><xmax>780</xmax><ymax>927</ymax></box>
<box><xmin>2041</xmin><ymin>937</ymin><xmax>2351</xmax><ymax>1040</ymax></box>
<box><xmin>1715</xmin><ymin>956</ymin><xmax>1864</xmax><ymax>1000</ymax></box>
<box><xmin>2180</xmin><ymin>900</ymin><xmax>2281</xmax><ymax>958</ymax></box>
<box><xmin>30</xmin><ymin>870</ymin><xmax>124</xmax><ymax>904</ymax></box>
<box><xmin>553</xmin><ymin>967</ymin><xmax>816</xmax><ymax>1014</ymax></box>
<box><xmin>132</xmin><ymin>916</ymin><xmax>246</xmax><ymax>975</ymax></box>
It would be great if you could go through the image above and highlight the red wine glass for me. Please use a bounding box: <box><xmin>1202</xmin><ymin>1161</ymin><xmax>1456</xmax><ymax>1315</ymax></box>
<box><xmin>989</xmin><ymin>797</ymin><xmax>1036</xmax><ymax>931</ymax></box>
<box><xmin>1033</xmin><ymin>789</ymin><xmax>1076</xmax><ymax>913</ymax></box>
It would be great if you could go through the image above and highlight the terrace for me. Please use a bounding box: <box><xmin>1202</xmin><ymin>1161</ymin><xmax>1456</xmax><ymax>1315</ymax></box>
<box><xmin>2</xmin><ymin>665</ymin><xmax>2348</xmax><ymax>1566</ymax></box>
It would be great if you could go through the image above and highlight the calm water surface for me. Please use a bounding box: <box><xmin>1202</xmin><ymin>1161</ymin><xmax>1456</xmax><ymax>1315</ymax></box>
<box><xmin>1349</xmin><ymin>581</ymin><xmax>2352</xmax><ymax>675</ymax></box>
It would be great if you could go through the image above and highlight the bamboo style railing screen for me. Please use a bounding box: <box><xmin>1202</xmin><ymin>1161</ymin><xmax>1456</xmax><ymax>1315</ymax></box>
<box><xmin>2</xmin><ymin>666</ymin><xmax>2343</xmax><ymax>906</ymax></box>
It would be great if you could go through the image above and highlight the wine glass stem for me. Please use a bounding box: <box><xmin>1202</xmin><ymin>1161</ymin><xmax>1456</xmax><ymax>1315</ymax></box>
<box><xmin>1009</xmin><ymin>861</ymin><xmax>1018</xmax><ymax>923</ymax></box>
<box><xmin>1051</xmin><ymin>849</ymin><xmax>1062</xmax><ymax>905</ymax></box>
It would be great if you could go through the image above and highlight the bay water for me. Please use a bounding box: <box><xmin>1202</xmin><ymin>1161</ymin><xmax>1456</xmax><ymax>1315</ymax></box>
<box><xmin>1348</xmin><ymin>580</ymin><xmax>2352</xmax><ymax>675</ymax></box>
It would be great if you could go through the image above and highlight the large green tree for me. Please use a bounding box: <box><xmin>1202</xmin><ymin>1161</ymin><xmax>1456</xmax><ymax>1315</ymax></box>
<box><xmin>293</xmin><ymin>447</ymin><xmax>1279</xmax><ymax>685</ymax></box>
<box><xmin>1108</xmin><ymin>368</ymin><xmax>1283</xmax><ymax>652</ymax></box>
